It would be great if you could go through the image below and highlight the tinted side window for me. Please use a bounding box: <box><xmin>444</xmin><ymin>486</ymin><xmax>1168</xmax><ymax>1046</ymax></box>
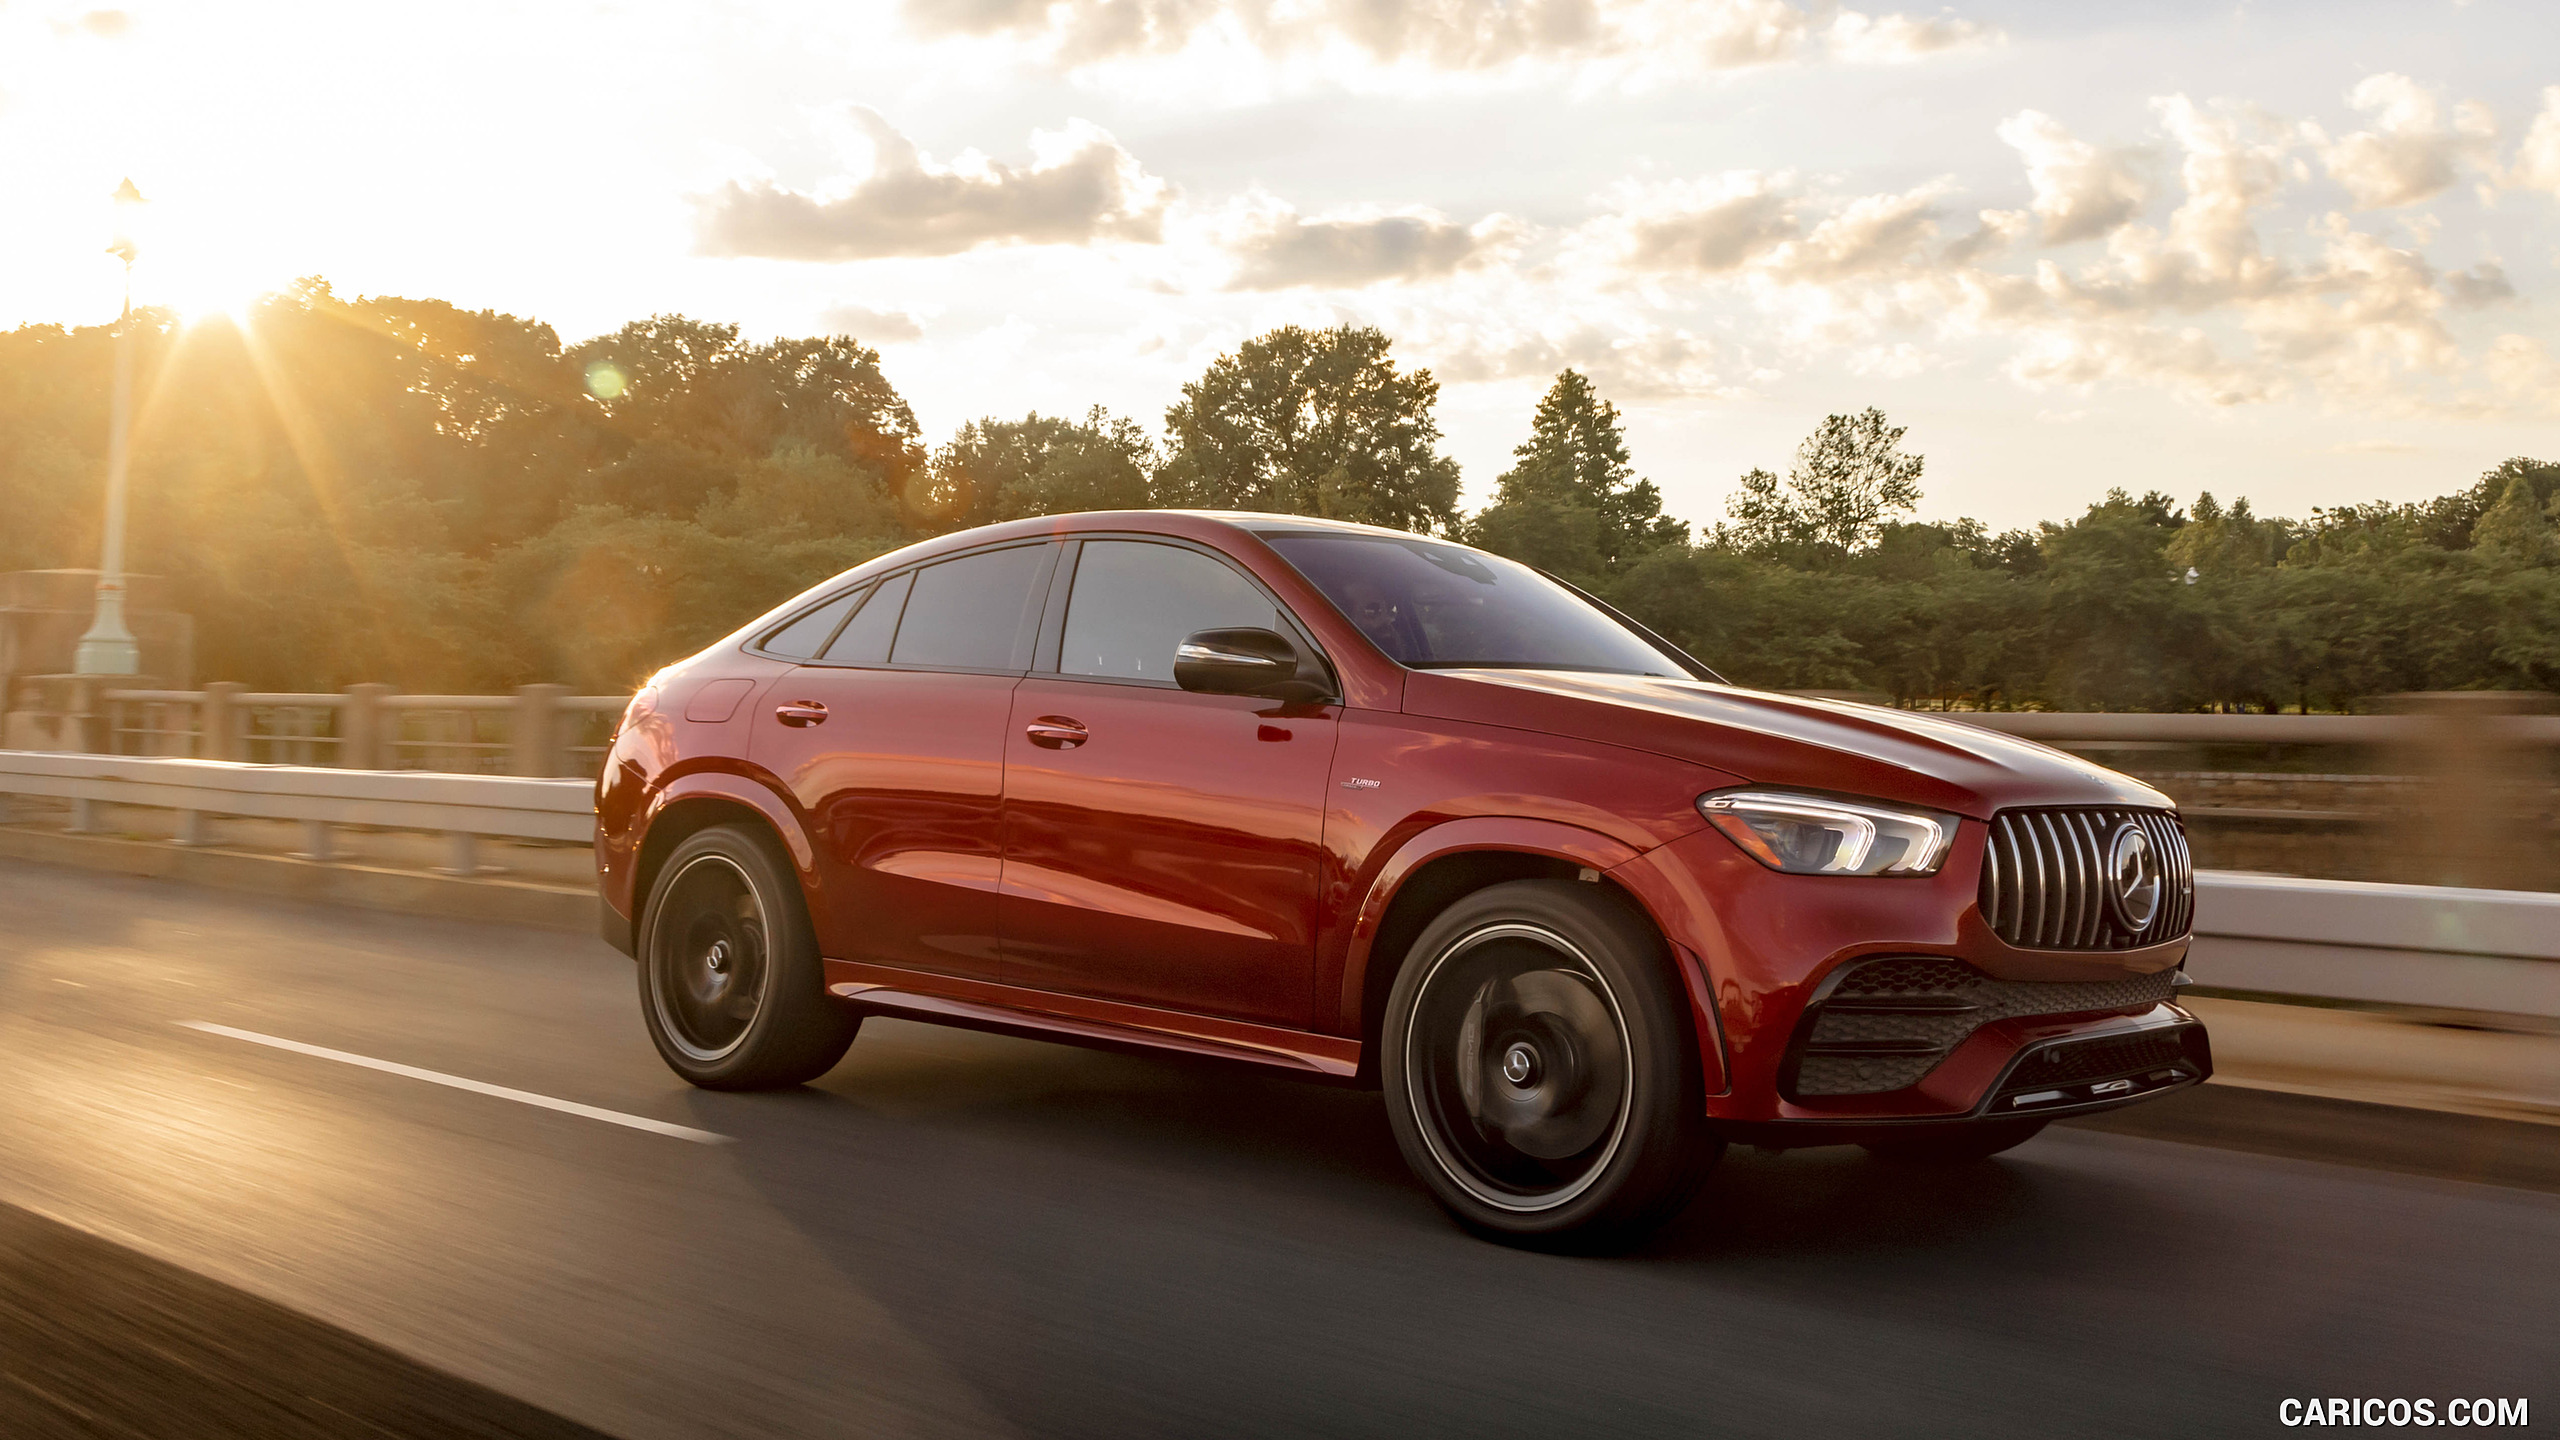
<box><xmin>820</xmin><ymin>570</ymin><xmax>910</xmax><ymax>665</ymax></box>
<box><xmin>761</xmin><ymin>589</ymin><xmax>861</xmax><ymax>659</ymax></box>
<box><xmin>889</xmin><ymin>546</ymin><xmax>1047</xmax><ymax>670</ymax></box>
<box><xmin>1061</xmin><ymin>541</ymin><xmax>1282</xmax><ymax>683</ymax></box>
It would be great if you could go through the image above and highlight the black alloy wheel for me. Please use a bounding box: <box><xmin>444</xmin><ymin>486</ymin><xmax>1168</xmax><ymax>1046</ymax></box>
<box><xmin>1860</xmin><ymin>1118</ymin><xmax>2047</xmax><ymax>1163</ymax></box>
<box><xmin>639</xmin><ymin>824</ymin><xmax>857</xmax><ymax>1090</ymax></box>
<box><xmin>1383</xmin><ymin>880</ymin><xmax>1720</xmax><ymax>1249</ymax></box>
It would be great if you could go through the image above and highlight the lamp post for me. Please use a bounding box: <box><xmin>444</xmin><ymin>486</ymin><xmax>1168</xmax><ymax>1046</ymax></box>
<box><xmin>74</xmin><ymin>177</ymin><xmax>146</xmax><ymax>676</ymax></box>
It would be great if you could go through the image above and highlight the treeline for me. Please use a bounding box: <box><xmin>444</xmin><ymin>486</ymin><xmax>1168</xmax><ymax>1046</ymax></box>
<box><xmin>2</xmin><ymin>280</ymin><xmax>2554</xmax><ymax>706</ymax></box>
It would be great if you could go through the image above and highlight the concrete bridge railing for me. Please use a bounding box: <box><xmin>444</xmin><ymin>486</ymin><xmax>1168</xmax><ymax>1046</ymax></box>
<box><xmin>2</xmin><ymin>680</ymin><xmax>628</xmax><ymax>778</ymax></box>
<box><xmin>0</xmin><ymin>750</ymin><xmax>592</xmax><ymax>876</ymax></box>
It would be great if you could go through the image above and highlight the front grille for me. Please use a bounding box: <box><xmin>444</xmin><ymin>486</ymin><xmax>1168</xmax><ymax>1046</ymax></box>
<box><xmin>1979</xmin><ymin>806</ymin><xmax>2193</xmax><ymax>951</ymax></box>
<box><xmin>1788</xmin><ymin>956</ymin><xmax>2179</xmax><ymax>1098</ymax></box>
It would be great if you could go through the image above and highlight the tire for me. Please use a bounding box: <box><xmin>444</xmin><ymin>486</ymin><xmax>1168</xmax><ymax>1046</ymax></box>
<box><xmin>638</xmin><ymin>824</ymin><xmax>857</xmax><ymax>1090</ymax></box>
<box><xmin>1381</xmin><ymin>879</ymin><xmax>1720</xmax><ymax>1250</ymax></box>
<box><xmin>1859</xmin><ymin>1119</ymin><xmax>2046</xmax><ymax>1163</ymax></box>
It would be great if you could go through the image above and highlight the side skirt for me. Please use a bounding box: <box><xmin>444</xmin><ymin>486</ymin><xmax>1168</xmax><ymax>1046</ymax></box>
<box><xmin>822</xmin><ymin>958</ymin><xmax>1362</xmax><ymax>1079</ymax></box>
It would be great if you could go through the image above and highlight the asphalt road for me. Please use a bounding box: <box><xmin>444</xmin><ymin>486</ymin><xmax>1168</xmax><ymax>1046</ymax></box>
<box><xmin>0</xmin><ymin>859</ymin><xmax>2551</xmax><ymax>1439</ymax></box>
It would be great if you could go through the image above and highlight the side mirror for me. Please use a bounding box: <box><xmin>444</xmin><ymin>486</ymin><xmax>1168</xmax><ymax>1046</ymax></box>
<box><xmin>1175</xmin><ymin>628</ymin><xmax>1330</xmax><ymax>704</ymax></box>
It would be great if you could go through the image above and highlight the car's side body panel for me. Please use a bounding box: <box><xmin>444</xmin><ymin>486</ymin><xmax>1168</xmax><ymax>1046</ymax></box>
<box><xmin>999</xmin><ymin>677</ymin><xmax>1341</xmax><ymax>1027</ymax></box>
<box><xmin>751</xmin><ymin>666</ymin><xmax>1019</xmax><ymax>980</ymax></box>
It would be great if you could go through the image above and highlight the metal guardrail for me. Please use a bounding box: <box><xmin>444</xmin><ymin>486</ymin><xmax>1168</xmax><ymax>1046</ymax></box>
<box><xmin>0</xmin><ymin>750</ymin><xmax>593</xmax><ymax>874</ymax></box>
<box><xmin>2187</xmin><ymin>872</ymin><xmax>2560</xmax><ymax>1019</ymax></box>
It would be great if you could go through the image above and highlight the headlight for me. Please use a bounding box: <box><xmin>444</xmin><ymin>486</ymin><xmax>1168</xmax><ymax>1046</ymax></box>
<box><xmin>1697</xmin><ymin>789</ymin><xmax>1958</xmax><ymax>876</ymax></box>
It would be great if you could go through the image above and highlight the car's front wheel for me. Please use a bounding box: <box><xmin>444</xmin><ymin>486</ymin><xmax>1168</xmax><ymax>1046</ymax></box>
<box><xmin>638</xmin><ymin>824</ymin><xmax>857</xmax><ymax>1090</ymax></box>
<box><xmin>1382</xmin><ymin>880</ymin><xmax>1720</xmax><ymax>1250</ymax></box>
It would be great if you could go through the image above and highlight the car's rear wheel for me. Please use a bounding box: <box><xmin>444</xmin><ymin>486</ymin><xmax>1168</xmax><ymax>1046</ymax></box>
<box><xmin>1859</xmin><ymin>1119</ymin><xmax>2046</xmax><ymax>1163</ymax></box>
<box><xmin>1382</xmin><ymin>880</ymin><xmax>1719</xmax><ymax>1250</ymax></box>
<box><xmin>639</xmin><ymin>824</ymin><xmax>856</xmax><ymax>1090</ymax></box>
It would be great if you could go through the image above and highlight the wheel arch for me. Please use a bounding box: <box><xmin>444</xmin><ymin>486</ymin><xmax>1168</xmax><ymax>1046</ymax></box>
<box><xmin>1341</xmin><ymin>819</ymin><xmax>1665</xmax><ymax>1083</ymax></box>
<box><xmin>629</xmin><ymin>773</ymin><xmax>813</xmax><ymax>957</ymax></box>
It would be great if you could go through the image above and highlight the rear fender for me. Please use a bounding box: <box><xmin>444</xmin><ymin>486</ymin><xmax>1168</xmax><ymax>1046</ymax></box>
<box><xmin>622</xmin><ymin>768</ymin><xmax>816</xmax><ymax>948</ymax></box>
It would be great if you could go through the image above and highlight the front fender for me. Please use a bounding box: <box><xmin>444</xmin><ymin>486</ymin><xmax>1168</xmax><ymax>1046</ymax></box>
<box><xmin>1330</xmin><ymin>816</ymin><xmax>1645</xmax><ymax>1032</ymax></box>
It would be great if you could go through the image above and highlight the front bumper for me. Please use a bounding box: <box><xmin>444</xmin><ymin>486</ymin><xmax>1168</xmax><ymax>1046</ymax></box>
<box><xmin>1608</xmin><ymin>825</ymin><xmax>2208</xmax><ymax>1130</ymax></box>
<box><xmin>1714</xmin><ymin>1007</ymin><xmax>2211</xmax><ymax>1148</ymax></box>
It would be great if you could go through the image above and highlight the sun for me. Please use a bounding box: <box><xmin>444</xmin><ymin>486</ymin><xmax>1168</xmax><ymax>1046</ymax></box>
<box><xmin>118</xmin><ymin>186</ymin><xmax>286</xmax><ymax>326</ymax></box>
<box><xmin>152</xmin><ymin>252</ymin><xmax>279</xmax><ymax>328</ymax></box>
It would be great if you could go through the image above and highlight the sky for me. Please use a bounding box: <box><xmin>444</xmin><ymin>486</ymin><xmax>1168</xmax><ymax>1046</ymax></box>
<box><xmin>4</xmin><ymin>0</ymin><xmax>2558</xmax><ymax>533</ymax></box>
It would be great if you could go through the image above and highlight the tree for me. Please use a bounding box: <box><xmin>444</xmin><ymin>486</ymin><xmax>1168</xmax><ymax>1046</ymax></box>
<box><xmin>920</xmin><ymin>408</ymin><xmax>1156</xmax><ymax>531</ymax></box>
<box><xmin>564</xmin><ymin>317</ymin><xmax>924</xmax><ymax>521</ymax></box>
<box><xmin>2470</xmin><ymin>472</ymin><xmax>2555</xmax><ymax>564</ymax></box>
<box><xmin>1158</xmin><ymin>325</ymin><xmax>1460</xmax><ymax>534</ymax></box>
<box><xmin>696</xmin><ymin>444</ymin><xmax>906</xmax><ymax>542</ymax></box>
<box><xmin>2031</xmin><ymin>490</ymin><xmax>2206</xmax><ymax>709</ymax></box>
<box><xmin>1470</xmin><ymin>369</ymin><xmax>1685</xmax><ymax>579</ymax></box>
<box><xmin>2167</xmin><ymin>492</ymin><xmax>2292</xmax><ymax>575</ymax></box>
<box><xmin>1715</xmin><ymin>407</ymin><xmax>1924</xmax><ymax>564</ymax></box>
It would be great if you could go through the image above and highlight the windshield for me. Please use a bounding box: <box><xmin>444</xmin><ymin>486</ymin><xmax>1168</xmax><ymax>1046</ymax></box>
<box><xmin>1264</xmin><ymin>533</ymin><xmax>1691</xmax><ymax>676</ymax></box>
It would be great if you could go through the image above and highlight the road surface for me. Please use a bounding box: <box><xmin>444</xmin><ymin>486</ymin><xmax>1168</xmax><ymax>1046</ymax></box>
<box><xmin>0</xmin><ymin>859</ymin><xmax>2550</xmax><ymax>1438</ymax></box>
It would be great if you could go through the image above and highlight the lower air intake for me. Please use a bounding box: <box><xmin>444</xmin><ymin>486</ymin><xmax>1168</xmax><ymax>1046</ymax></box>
<box><xmin>1787</xmin><ymin>955</ymin><xmax>2178</xmax><ymax>1099</ymax></box>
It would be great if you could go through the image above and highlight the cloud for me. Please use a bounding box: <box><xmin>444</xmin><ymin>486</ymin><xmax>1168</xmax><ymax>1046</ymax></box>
<box><xmin>1767</xmin><ymin>179</ymin><xmax>1955</xmax><ymax>280</ymax></box>
<box><xmin>1581</xmin><ymin>171</ymin><xmax>1800</xmax><ymax>273</ymax></box>
<box><xmin>2145</xmin><ymin>93</ymin><xmax>2294</xmax><ymax>294</ymax></box>
<box><xmin>2483</xmin><ymin>335</ymin><xmax>2560</xmax><ymax>408</ymax></box>
<box><xmin>695</xmin><ymin>109</ymin><xmax>1172</xmax><ymax>260</ymax></box>
<box><xmin>1996</xmin><ymin>110</ymin><xmax>2148</xmax><ymax>243</ymax></box>
<box><xmin>1220</xmin><ymin>205</ymin><xmax>1524</xmax><ymax>290</ymax></box>
<box><xmin>1825</xmin><ymin>10</ymin><xmax>1999</xmax><ymax>64</ymax></box>
<box><xmin>1949</xmin><ymin>98</ymin><xmax>2471</xmax><ymax>408</ymax></box>
<box><xmin>905</xmin><ymin>0</ymin><xmax>1609</xmax><ymax>68</ymax></box>
<box><xmin>2504</xmin><ymin>86</ymin><xmax>2560</xmax><ymax>197</ymax></box>
<box><xmin>906</xmin><ymin>0</ymin><xmax>1992</xmax><ymax>78</ymax></box>
<box><xmin>2440</xmin><ymin>261</ymin><xmax>2514</xmax><ymax>309</ymax></box>
<box><xmin>2314</xmin><ymin>73</ymin><xmax>2495</xmax><ymax>210</ymax></box>
<box><xmin>1573</xmin><ymin>171</ymin><xmax>1960</xmax><ymax>286</ymax></box>
<box><xmin>1421</xmin><ymin>319</ymin><xmax>1740</xmax><ymax>399</ymax></box>
<box><xmin>46</xmin><ymin>8</ymin><xmax>131</xmax><ymax>37</ymax></box>
<box><xmin>2001</xmin><ymin>321</ymin><xmax>2273</xmax><ymax>408</ymax></box>
<box><xmin>1547</xmin><ymin>86</ymin><xmax>2539</xmax><ymax>415</ymax></box>
<box><xmin>817</xmin><ymin>303</ymin><xmax>926</xmax><ymax>343</ymax></box>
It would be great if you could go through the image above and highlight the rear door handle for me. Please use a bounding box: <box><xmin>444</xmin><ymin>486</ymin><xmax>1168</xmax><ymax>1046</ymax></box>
<box><xmin>1025</xmin><ymin>717</ymin><xmax>1088</xmax><ymax>749</ymax></box>
<box><xmin>775</xmin><ymin>701</ymin><xmax>829</xmax><ymax>727</ymax></box>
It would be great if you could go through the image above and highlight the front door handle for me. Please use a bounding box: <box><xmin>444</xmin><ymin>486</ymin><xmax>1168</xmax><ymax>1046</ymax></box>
<box><xmin>775</xmin><ymin>701</ymin><xmax>829</xmax><ymax>727</ymax></box>
<box><xmin>1025</xmin><ymin>717</ymin><xmax>1088</xmax><ymax>749</ymax></box>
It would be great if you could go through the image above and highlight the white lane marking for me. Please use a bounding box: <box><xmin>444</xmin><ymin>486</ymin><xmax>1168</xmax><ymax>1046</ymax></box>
<box><xmin>179</xmin><ymin>1022</ymin><xmax>731</xmax><ymax>1145</ymax></box>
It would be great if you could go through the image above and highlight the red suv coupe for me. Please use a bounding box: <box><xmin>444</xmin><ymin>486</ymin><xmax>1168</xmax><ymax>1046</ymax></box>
<box><xmin>597</xmin><ymin>511</ymin><xmax>2208</xmax><ymax>1246</ymax></box>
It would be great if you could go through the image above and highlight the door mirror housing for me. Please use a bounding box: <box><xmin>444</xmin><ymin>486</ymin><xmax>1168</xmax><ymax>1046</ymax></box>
<box><xmin>1175</xmin><ymin>628</ymin><xmax>1330</xmax><ymax>704</ymax></box>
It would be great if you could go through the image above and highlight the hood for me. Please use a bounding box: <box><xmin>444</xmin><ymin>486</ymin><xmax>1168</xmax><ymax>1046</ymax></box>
<box><xmin>1402</xmin><ymin>670</ymin><xmax>2168</xmax><ymax>820</ymax></box>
